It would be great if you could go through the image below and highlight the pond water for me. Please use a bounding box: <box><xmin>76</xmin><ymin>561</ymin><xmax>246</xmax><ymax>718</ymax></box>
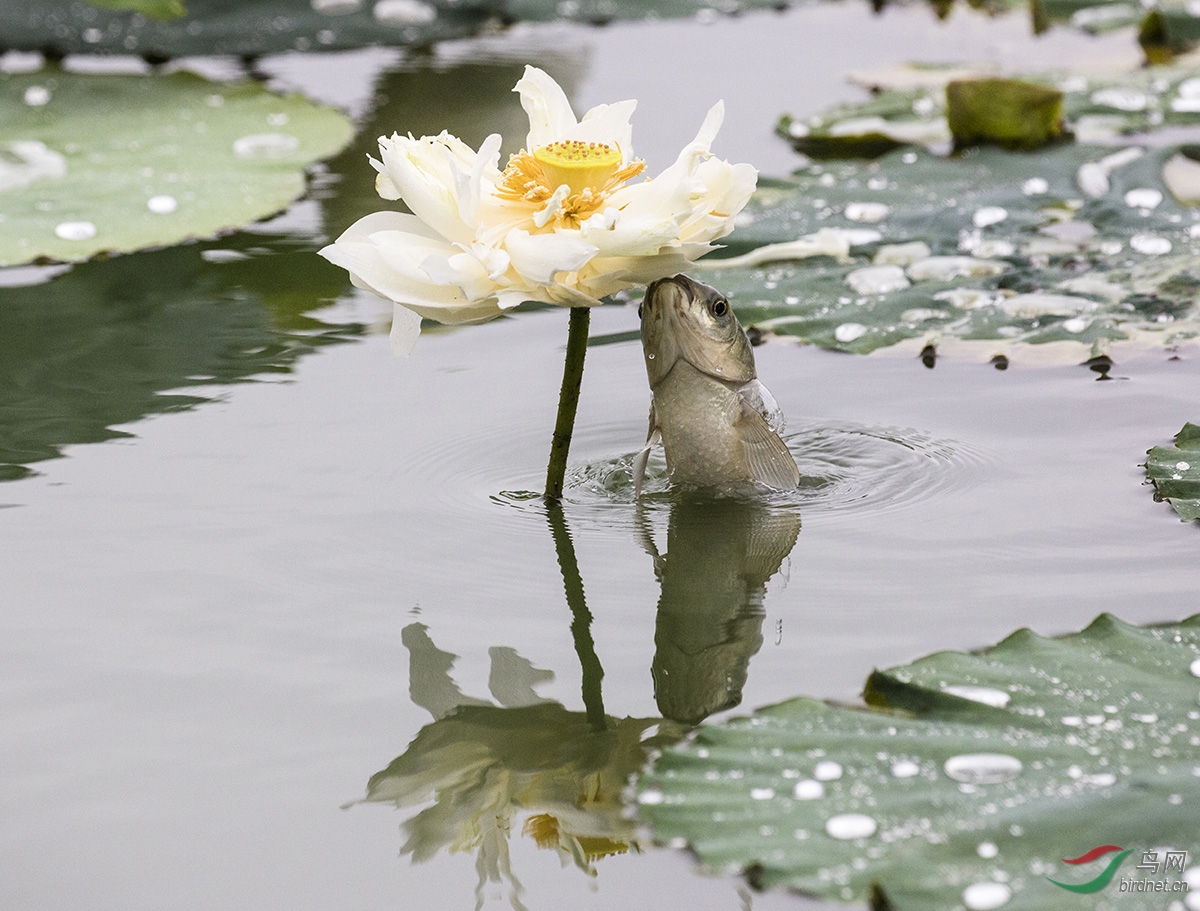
<box><xmin>2</xmin><ymin>5</ymin><xmax>1198</xmax><ymax>911</ymax></box>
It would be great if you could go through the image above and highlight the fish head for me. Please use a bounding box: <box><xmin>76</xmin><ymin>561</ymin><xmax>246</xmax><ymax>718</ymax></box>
<box><xmin>639</xmin><ymin>274</ymin><xmax>756</xmax><ymax>389</ymax></box>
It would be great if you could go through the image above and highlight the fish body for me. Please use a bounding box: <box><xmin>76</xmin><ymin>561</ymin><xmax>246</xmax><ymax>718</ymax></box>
<box><xmin>635</xmin><ymin>274</ymin><xmax>800</xmax><ymax>493</ymax></box>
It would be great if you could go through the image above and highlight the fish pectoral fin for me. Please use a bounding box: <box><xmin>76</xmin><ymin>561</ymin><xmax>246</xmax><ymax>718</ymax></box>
<box><xmin>736</xmin><ymin>400</ymin><xmax>800</xmax><ymax>491</ymax></box>
<box><xmin>738</xmin><ymin>379</ymin><xmax>786</xmax><ymax>434</ymax></box>
<box><xmin>633</xmin><ymin>406</ymin><xmax>662</xmax><ymax>497</ymax></box>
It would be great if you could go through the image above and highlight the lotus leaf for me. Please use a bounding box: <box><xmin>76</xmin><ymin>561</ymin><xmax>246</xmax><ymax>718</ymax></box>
<box><xmin>87</xmin><ymin>0</ymin><xmax>186</xmax><ymax>18</ymax></box>
<box><xmin>1</xmin><ymin>0</ymin><xmax>783</xmax><ymax>57</ymax></box>
<box><xmin>638</xmin><ymin>613</ymin><xmax>1200</xmax><ymax>910</ymax></box>
<box><xmin>1146</xmin><ymin>423</ymin><xmax>1200</xmax><ymax>520</ymax></box>
<box><xmin>0</xmin><ymin>68</ymin><xmax>352</xmax><ymax>266</ymax></box>
<box><xmin>722</xmin><ymin>69</ymin><xmax>1200</xmax><ymax>358</ymax></box>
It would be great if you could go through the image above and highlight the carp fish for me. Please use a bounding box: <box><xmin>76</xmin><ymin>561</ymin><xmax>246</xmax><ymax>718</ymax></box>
<box><xmin>634</xmin><ymin>274</ymin><xmax>800</xmax><ymax>494</ymax></box>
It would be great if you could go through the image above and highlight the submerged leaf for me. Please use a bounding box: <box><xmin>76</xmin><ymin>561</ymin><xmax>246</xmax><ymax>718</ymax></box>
<box><xmin>0</xmin><ymin>68</ymin><xmax>352</xmax><ymax>266</ymax></box>
<box><xmin>638</xmin><ymin>613</ymin><xmax>1200</xmax><ymax>910</ymax></box>
<box><xmin>1145</xmin><ymin>422</ymin><xmax>1200</xmax><ymax>520</ymax></box>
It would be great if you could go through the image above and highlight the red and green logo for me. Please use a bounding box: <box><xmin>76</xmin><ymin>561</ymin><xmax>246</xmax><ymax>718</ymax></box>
<box><xmin>1047</xmin><ymin>845</ymin><xmax>1133</xmax><ymax>893</ymax></box>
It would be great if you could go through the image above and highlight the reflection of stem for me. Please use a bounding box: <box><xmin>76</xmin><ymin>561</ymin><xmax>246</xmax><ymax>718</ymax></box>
<box><xmin>544</xmin><ymin>306</ymin><xmax>590</xmax><ymax>502</ymax></box>
<box><xmin>546</xmin><ymin>503</ymin><xmax>606</xmax><ymax>730</ymax></box>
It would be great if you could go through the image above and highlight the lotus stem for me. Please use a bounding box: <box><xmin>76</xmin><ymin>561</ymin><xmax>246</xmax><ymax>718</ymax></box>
<box><xmin>546</xmin><ymin>503</ymin><xmax>606</xmax><ymax>730</ymax></box>
<box><xmin>544</xmin><ymin>306</ymin><xmax>590</xmax><ymax>501</ymax></box>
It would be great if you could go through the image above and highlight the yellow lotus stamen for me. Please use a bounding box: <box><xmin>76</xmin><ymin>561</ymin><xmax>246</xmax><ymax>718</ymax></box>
<box><xmin>522</xmin><ymin>813</ymin><xmax>561</xmax><ymax>849</ymax></box>
<box><xmin>533</xmin><ymin>140</ymin><xmax>623</xmax><ymax>197</ymax></box>
<box><xmin>498</xmin><ymin>140</ymin><xmax>646</xmax><ymax>226</ymax></box>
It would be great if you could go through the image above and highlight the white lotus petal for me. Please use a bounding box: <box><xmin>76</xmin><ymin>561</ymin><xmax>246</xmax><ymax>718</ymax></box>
<box><xmin>457</xmin><ymin>132</ymin><xmax>501</xmax><ymax>226</ymax></box>
<box><xmin>390</xmin><ymin>303</ymin><xmax>423</xmax><ymax>356</ymax></box>
<box><xmin>420</xmin><ymin>249</ymin><xmax>497</xmax><ymax>301</ymax></box>
<box><xmin>505</xmin><ymin>228</ymin><xmax>598</xmax><ymax>284</ymax></box>
<box><xmin>376</xmin><ymin>133</ymin><xmax>474</xmax><ymax>245</ymax></box>
<box><xmin>570</xmin><ymin>99</ymin><xmax>637</xmax><ymax>160</ymax></box>
<box><xmin>515</xmin><ymin>65</ymin><xmax>578</xmax><ymax>150</ymax></box>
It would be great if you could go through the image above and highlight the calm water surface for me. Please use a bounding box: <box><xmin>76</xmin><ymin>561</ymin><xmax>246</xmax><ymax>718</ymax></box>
<box><xmin>1</xmin><ymin>6</ymin><xmax>1197</xmax><ymax>911</ymax></box>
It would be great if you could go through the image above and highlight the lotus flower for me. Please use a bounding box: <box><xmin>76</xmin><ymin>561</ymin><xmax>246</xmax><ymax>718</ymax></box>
<box><xmin>319</xmin><ymin>65</ymin><xmax>757</xmax><ymax>353</ymax></box>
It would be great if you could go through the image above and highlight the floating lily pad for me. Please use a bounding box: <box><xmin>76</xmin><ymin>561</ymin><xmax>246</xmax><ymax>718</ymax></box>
<box><xmin>503</xmin><ymin>0</ymin><xmax>785</xmax><ymax>23</ymax></box>
<box><xmin>706</xmin><ymin>143</ymin><xmax>1200</xmax><ymax>356</ymax></box>
<box><xmin>780</xmin><ymin>66</ymin><xmax>1200</xmax><ymax>160</ymax></box>
<box><xmin>0</xmin><ymin>0</ymin><xmax>785</xmax><ymax>57</ymax></box>
<box><xmin>0</xmin><ymin>68</ymin><xmax>352</xmax><ymax>266</ymax></box>
<box><xmin>1145</xmin><ymin>422</ymin><xmax>1200</xmax><ymax>520</ymax></box>
<box><xmin>638</xmin><ymin>613</ymin><xmax>1200</xmax><ymax>910</ymax></box>
<box><xmin>718</xmin><ymin>69</ymin><xmax>1200</xmax><ymax>358</ymax></box>
<box><xmin>0</xmin><ymin>0</ymin><xmax>493</xmax><ymax>57</ymax></box>
<box><xmin>88</xmin><ymin>0</ymin><xmax>186</xmax><ymax>18</ymax></box>
<box><xmin>1033</xmin><ymin>0</ymin><xmax>1142</xmax><ymax>35</ymax></box>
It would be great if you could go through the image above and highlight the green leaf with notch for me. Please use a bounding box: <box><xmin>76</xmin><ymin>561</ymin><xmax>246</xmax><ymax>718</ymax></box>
<box><xmin>638</xmin><ymin>613</ymin><xmax>1200</xmax><ymax>910</ymax></box>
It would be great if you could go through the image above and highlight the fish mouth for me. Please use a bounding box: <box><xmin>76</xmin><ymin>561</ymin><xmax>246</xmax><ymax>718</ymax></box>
<box><xmin>645</xmin><ymin>274</ymin><xmax>693</xmax><ymax>310</ymax></box>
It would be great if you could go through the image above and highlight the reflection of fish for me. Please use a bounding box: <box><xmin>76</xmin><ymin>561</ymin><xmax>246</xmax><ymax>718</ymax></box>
<box><xmin>640</xmin><ymin>498</ymin><xmax>801</xmax><ymax>725</ymax></box>
<box><xmin>635</xmin><ymin>274</ymin><xmax>800</xmax><ymax>493</ymax></box>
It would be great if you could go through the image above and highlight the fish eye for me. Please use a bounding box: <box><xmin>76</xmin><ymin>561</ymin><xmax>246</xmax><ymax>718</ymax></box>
<box><xmin>711</xmin><ymin>299</ymin><xmax>729</xmax><ymax>318</ymax></box>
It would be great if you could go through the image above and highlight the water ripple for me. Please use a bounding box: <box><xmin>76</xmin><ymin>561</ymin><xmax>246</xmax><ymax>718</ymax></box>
<box><xmin>488</xmin><ymin>420</ymin><xmax>990</xmax><ymax>522</ymax></box>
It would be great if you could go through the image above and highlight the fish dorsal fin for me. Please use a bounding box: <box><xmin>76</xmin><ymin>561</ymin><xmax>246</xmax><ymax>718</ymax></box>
<box><xmin>633</xmin><ymin>403</ymin><xmax>661</xmax><ymax>497</ymax></box>
<box><xmin>735</xmin><ymin>396</ymin><xmax>800</xmax><ymax>491</ymax></box>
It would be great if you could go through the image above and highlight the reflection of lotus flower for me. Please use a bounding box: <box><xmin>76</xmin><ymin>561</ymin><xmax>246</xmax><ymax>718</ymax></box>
<box><xmin>318</xmin><ymin>65</ymin><xmax>757</xmax><ymax>353</ymax></box>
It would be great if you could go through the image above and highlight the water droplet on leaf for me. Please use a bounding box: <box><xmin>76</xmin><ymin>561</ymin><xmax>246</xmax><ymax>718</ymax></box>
<box><xmin>944</xmin><ymin>753</ymin><xmax>1022</xmax><ymax>784</ymax></box>
<box><xmin>54</xmin><ymin>221</ymin><xmax>96</xmax><ymax>241</ymax></box>
<box><xmin>147</xmin><ymin>195</ymin><xmax>178</xmax><ymax>214</ymax></box>
<box><xmin>793</xmin><ymin>779</ymin><xmax>824</xmax><ymax>800</ymax></box>
<box><xmin>232</xmin><ymin>133</ymin><xmax>300</xmax><ymax>159</ymax></box>
<box><xmin>962</xmin><ymin>881</ymin><xmax>1011</xmax><ymax>910</ymax></box>
<box><xmin>825</xmin><ymin>813</ymin><xmax>876</xmax><ymax>840</ymax></box>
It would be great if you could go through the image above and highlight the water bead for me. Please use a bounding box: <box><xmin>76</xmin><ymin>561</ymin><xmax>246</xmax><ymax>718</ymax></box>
<box><xmin>814</xmin><ymin>761</ymin><xmax>843</xmax><ymax>781</ymax></box>
<box><xmin>311</xmin><ymin>0</ymin><xmax>363</xmax><ymax>12</ymax></box>
<box><xmin>373</xmin><ymin>0</ymin><xmax>437</xmax><ymax>25</ymax></box>
<box><xmin>844</xmin><ymin>202</ymin><xmax>890</xmax><ymax>223</ymax></box>
<box><xmin>1178</xmin><ymin>462</ymin><xmax>1193</xmax><ymax>472</ymax></box>
<box><xmin>54</xmin><ymin>221</ymin><xmax>97</xmax><ymax>241</ymax></box>
<box><xmin>834</xmin><ymin>323</ymin><xmax>868</xmax><ymax>343</ymax></box>
<box><xmin>943</xmin><ymin>753</ymin><xmax>1023</xmax><ymax>784</ymax></box>
<box><xmin>750</xmin><ymin>787</ymin><xmax>776</xmax><ymax>800</ymax></box>
<box><xmin>793</xmin><ymin>779</ymin><xmax>825</xmax><ymax>800</ymax></box>
<box><xmin>232</xmin><ymin>133</ymin><xmax>301</xmax><ymax>159</ymax></box>
<box><xmin>1022</xmin><ymin>177</ymin><xmax>1049</xmax><ymax>195</ymax></box>
<box><xmin>962</xmin><ymin>882</ymin><xmax>1012</xmax><ymax>910</ymax></box>
<box><xmin>1125</xmin><ymin>188</ymin><xmax>1164</xmax><ymax>209</ymax></box>
<box><xmin>23</xmin><ymin>85</ymin><xmax>51</xmax><ymax>107</ymax></box>
<box><xmin>1130</xmin><ymin>234</ymin><xmax>1171</xmax><ymax>255</ymax></box>
<box><xmin>942</xmin><ymin>685</ymin><xmax>1011</xmax><ymax>708</ymax></box>
<box><xmin>973</xmin><ymin>207</ymin><xmax>1008</xmax><ymax>228</ymax></box>
<box><xmin>825</xmin><ymin>813</ymin><xmax>877</xmax><ymax>840</ymax></box>
<box><xmin>891</xmin><ymin>760</ymin><xmax>920</xmax><ymax>778</ymax></box>
<box><xmin>637</xmin><ymin>789</ymin><xmax>665</xmax><ymax>805</ymax></box>
<box><xmin>147</xmin><ymin>195</ymin><xmax>178</xmax><ymax>214</ymax></box>
<box><xmin>977</xmin><ymin>842</ymin><xmax>999</xmax><ymax>859</ymax></box>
